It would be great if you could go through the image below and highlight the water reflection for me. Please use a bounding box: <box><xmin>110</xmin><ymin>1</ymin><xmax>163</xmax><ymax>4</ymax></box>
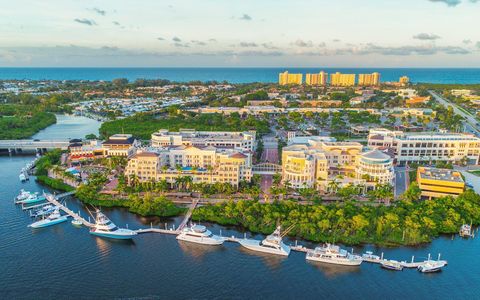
<box><xmin>93</xmin><ymin>235</ymin><xmax>135</xmax><ymax>257</ymax></box>
<box><xmin>178</xmin><ymin>241</ymin><xmax>225</xmax><ymax>260</ymax></box>
<box><xmin>237</xmin><ymin>246</ymin><xmax>286</xmax><ymax>270</ymax></box>
<box><xmin>307</xmin><ymin>261</ymin><xmax>362</xmax><ymax>278</ymax></box>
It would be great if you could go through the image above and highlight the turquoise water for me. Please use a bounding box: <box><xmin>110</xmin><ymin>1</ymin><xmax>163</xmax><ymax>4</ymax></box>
<box><xmin>0</xmin><ymin>67</ymin><xmax>479</xmax><ymax>84</ymax></box>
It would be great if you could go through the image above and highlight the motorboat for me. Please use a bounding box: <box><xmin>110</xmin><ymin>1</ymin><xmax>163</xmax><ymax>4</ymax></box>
<box><xmin>238</xmin><ymin>225</ymin><xmax>292</xmax><ymax>256</ymax></box>
<box><xmin>418</xmin><ymin>260</ymin><xmax>446</xmax><ymax>273</ymax></box>
<box><xmin>17</xmin><ymin>193</ymin><xmax>46</xmax><ymax>205</ymax></box>
<box><xmin>28</xmin><ymin>209</ymin><xmax>68</xmax><ymax>228</ymax></box>
<box><xmin>459</xmin><ymin>224</ymin><xmax>473</xmax><ymax>238</ymax></box>
<box><xmin>89</xmin><ymin>210</ymin><xmax>137</xmax><ymax>240</ymax></box>
<box><xmin>380</xmin><ymin>260</ymin><xmax>404</xmax><ymax>271</ymax></box>
<box><xmin>15</xmin><ymin>189</ymin><xmax>33</xmax><ymax>202</ymax></box>
<box><xmin>176</xmin><ymin>224</ymin><xmax>224</xmax><ymax>245</ymax></box>
<box><xmin>72</xmin><ymin>218</ymin><xmax>83</xmax><ymax>227</ymax></box>
<box><xmin>30</xmin><ymin>204</ymin><xmax>57</xmax><ymax>218</ymax></box>
<box><xmin>19</xmin><ymin>172</ymin><xmax>28</xmax><ymax>182</ymax></box>
<box><xmin>306</xmin><ymin>244</ymin><xmax>362</xmax><ymax>266</ymax></box>
<box><xmin>362</xmin><ymin>251</ymin><xmax>381</xmax><ymax>262</ymax></box>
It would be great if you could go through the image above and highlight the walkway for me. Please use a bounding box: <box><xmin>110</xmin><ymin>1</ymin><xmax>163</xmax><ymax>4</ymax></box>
<box><xmin>177</xmin><ymin>199</ymin><xmax>199</xmax><ymax>231</ymax></box>
<box><xmin>44</xmin><ymin>193</ymin><xmax>94</xmax><ymax>227</ymax></box>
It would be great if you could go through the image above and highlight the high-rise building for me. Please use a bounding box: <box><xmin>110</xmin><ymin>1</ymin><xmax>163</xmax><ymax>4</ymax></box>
<box><xmin>330</xmin><ymin>72</ymin><xmax>356</xmax><ymax>86</ymax></box>
<box><xmin>358</xmin><ymin>72</ymin><xmax>381</xmax><ymax>86</ymax></box>
<box><xmin>278</xmin><ymin>71</ymin><xmax>303</xmax><ymax>85</ymax></box>
<box><xmin>305</xmin><ymin>71</ymin><xmax>328</xmax><ymax>86</ymax></box>
<box><xmin>399</xmin><ymin>76</ymin><xmax>410</xmax><ymax>85</ymax></box>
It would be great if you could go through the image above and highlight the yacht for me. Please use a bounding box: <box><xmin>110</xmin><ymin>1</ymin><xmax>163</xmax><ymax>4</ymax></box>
<box><xmin>15</xmin><ymin>189</ymin><xmax>33</xmax><ymax>202</ymax></box>
<box><xmin>380</xmin><ymin>260</ymin><xmax>404</xmax><ymax>271</ymax></box>
<box><xmin>306</xmin><ymin>244</ymin><xmax>363</xmax><ymax>266</ymax></box>
<box><xmin>238</xmin><ymin>226</ymin><xmax>292</xmax><ymax>256</ymax></box>
<box><xmin>30</xmin><ymin>204</ymin><xmax>57</xmax><ymax>218</ymax></box>
<box><xmin>17</xmin><ymin>193</ymin><xmax>46</xmax><ymax>205</ymax></box>
<box><xmin>89</xmin><ymin>210</ymin><xmax>137</xmax><ymax>240</ymax></box>
<box><xmin>176</xmin><ymin>224</ymin><xmax>224</xmax><ymax>245</ymax></box>
<box><xmin>28</xmin><ymin>209</ymin><xmax>68</xmax><ymax>228</ymax></box>
<box><xmin>19</xmin><ymin>172</ymin><xmax>28</xmax><ymax>182</ymax></box>
<box><xmin>459</xmin><ymin>224</ymin><xmax>473</xmax><ymax>238</ymax></box>
<box><xmin>362</xmin><ymin>251</ymin><xmax>381</xmax><ymax>262</ymax></box>
<box><xmin>418</xmin><ymin>260</ymin><xmax>446</xmax><ymax>273</ymax></box>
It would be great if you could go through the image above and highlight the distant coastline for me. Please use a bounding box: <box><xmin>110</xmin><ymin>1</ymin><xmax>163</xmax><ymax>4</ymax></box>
<box><xmin>1</xmin><ymin>67</ymin><xmax>479</xmax><ymax>84</ymax></box>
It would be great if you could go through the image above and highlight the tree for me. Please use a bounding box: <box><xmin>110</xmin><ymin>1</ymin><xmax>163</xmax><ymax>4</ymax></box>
<box><xmin>402</xmin><ymin>182</ymin><xmax>421</xmax><ymax>202</ymax></box>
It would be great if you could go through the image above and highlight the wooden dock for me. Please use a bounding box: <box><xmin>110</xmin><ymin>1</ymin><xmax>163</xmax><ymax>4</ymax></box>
<box><xmin>44</xmin><ymin>193</ymin><xmax>93</xmax><ymax>227</ymax></box>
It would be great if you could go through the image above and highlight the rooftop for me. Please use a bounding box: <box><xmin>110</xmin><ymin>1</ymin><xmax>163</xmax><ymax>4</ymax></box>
<box><xmin>418</xmin><ymin>167</ymin><xmax>464</xmax><ymax>183</ymax></box>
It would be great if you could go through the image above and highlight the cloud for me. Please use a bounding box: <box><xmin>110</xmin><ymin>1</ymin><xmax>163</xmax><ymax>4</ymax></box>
<box><xmin>413</xmin><ymin>33</ymin><xmax>441</xmax><ymax>40</ymax></box>
<box><xmin>318</xmin><ymin>42</ymin><xmax>326</xmax><ymax>48</ymax></box>
<box><xmin>173</xmin><ymin>43</ymin><xmax>189</xmax><ymax>48</ymax></box>
<box><xmin>208</xmin><ymin>38</ymin><xmax>217</xmax><ymax>42</ymax></box>
<box><xmin>428</xmin><ymin>0</ymin><xmax>462</xmax><ymax>6</ymax></box>
<box><xmin>292</xmin><ymin>39</ymin><xmax>314</xmax><ymax>47</ymax></box>
<box><xmin>113</xmin><ymin>21</ymin><xmax>121</xmax><ymax>26</ymax></box>
<box><xmin>463</xmin><ymin>39</ymin><xmax>472</xmax><ymax>44</ymax></box>
<box><xmin>74</xmin><ymin>18</ymin><xmax>96</xmax><ymax>26</ymax></box>
<box><xmin>476</xmin><ymin>41</ymin><xmax>480</xmax><ymax>48</ymax></box>
<box><xmin>90</xmin><ymin>7</ymin><xmax>106</xmax><ymax>16</ymax></box>
<box><xmin>261</xmin><ymin>42</ymin><xmax>278</xmax><ymax>50</ymax></box>
<box><xmin>239</xmin><ymin>42</ymin><xmax>258</xmax><ymax>47</ymax></box>
<box><xmin>328</xmin><ymin>43</ymin><xmax>471</xmax><ymax>56</ymax></box>
<box><xmin>157</xmin><ymin>37</ymin><xmax>165</xmax><ymax>41</ymax></box>
<box><xmin>240</xmin><ymin>14</ymin><xmax>252</xmax><ymax>21</ymax></box>
<box><xmin>172</xmin><ymin>36</ymin><xmax>182</xmax><ymax>42</ymax></box>
<box><xmin>191</xmin><ymin>40</ymin><xmax>207</xmax><ymax>46</ymax></box>
<box><xmin>332</xmin><ymin>39</ymin><xmax>341</xmax><ymax>42</ymax></box>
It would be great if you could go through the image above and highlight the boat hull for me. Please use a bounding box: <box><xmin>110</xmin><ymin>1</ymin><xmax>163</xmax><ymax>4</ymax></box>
<box><xmin>90</xmin><ymin>230</ymin><xmax>137</xmax><ymax>240</ymax></box>
<box><xmin>29</xmin><ymin>216</ymin><xmax>68</xmax><ymax>228</ymax></box>
<box><xmin>306</xmin><ymin>256</ymin><xmax>362</xmax><ymax>266</ymax></box>
<box><xmin>18</xmin><ymin>196</ymin><xmax>46</xmax><ymax>204</ymax></box>
<box><xmin>176</xmin><ymin>234</ymin><xmax>224</xmax><ymax>245</ymax></box>
<box><xmin>238</xmin><ymin>239</ymin><xmax>291</xmax><ymax>256</ymax></box>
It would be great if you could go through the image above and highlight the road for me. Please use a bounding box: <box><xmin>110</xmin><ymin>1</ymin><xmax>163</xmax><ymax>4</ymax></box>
<box><xmin>394</xmin><ymin>167</ymin><xmax>408</xmax><ymax>198</ymax></box>
<box><xmin>429</xmin><ymin>90</ymin><xmax>480</xmax><ymax>136</ymax></box>
<box><xmin>259</xmin><ymin>135</ymin><xmax>279</xmax><ymax>194</ymax></box>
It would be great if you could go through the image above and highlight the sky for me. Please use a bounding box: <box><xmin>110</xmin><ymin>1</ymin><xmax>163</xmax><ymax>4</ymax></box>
<box><xmin>0</xmin><ymin>0</ymin><xmax>479</xmax><ymax>67</ymax></box>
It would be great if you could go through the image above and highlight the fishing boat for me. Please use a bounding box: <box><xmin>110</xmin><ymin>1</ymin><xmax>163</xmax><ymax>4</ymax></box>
<box><xmin>89</xmin><ymin>209</ymin><xmax>137</xmax><ymax>240</ymax></box>
<box><xmin>17</xmin><ymin>193</ymin><xmax>46</xmax><ymax>205</ymax></box>
<box><xmin>362</xmin><ymin>251</ymin><xmax>382</xmax><ymax>262</ymax></box>
<box><xmin>306</xmin><ymin>244</ymin><xmax>362</xmax><ymax>266</ymax></box>
<box><xmin>15</xmin><ymin>189</ymin><xmax>33</xmax><ymax>202</ymax></box>
<box><xmin>380</xmin><ymin>260</ymin><xmax>404</xmax><ymax>271</ymax></box>
<box><xmin>459</xmin><ymin>224</ymin><xmax>473</xmax><ymax>238</ymax></box>
<box><xmin>28</xmin><ymin>209</ymin><xmax>68</xmax><ymax>228</ymax></box>
<box><xmin>176</xmin><ymin>224</ymin><xmax>224</xmax><ymax>245</ymax></box>
<box><xmin>418</xmin><ymin>260</ymin><xmax>446</xmax><ymax>273</ymax></box>
<box><xmin>238</xmin><ymin>225</ymin><xmax>293</xmax><ymax>256</ymax></box>
<box><xmin>30</xmin><ymin>204</ymin><xmax>57</xmax><ymax>218</ymax></box>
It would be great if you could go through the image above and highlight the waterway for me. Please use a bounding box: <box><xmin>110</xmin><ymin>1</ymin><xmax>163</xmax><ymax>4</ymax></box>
<box><xmin>1</xmin><ymin>115</ymin><xmax>480</xmax><ymax>299</ymax></box>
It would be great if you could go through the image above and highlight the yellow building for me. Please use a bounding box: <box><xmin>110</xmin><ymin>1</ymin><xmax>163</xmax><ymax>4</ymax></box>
<box><xmin>279</xmin><ymin>71</ymin><xmax>303</xmax><ymax>85</ymax></box>
<box><xmin>358</xmin><ymin>72</ymin><xmax>381</xmax><ymax>86</ymax></box>
<box><xmin>417</xmin><ymin>167</ymin><xmax>465</xmax><ymax>199</ymax></box>
<box><xmin>330</xmin><ymin>72</ymin><xmax>356</xmax><ymax>86</ymax></box>
<box><xmin>399</xmin><ymin>76</ymin><xmax>410</xmax><ymax>85</ymax></box>
<box><xmin>305</xmin><ymin>71</ymin><xmax>328</xmax><ymax>86</ymax></box>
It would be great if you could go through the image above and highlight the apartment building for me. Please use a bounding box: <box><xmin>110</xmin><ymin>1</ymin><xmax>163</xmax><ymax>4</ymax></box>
<box><xmin>281</xmin><ymin>137</ymin><xmax>394</xmax><ymax>191</ymax></box>
<box><xmin>330</xmin><ymin>72</ymin><xmax>356</xmax><ymax>87</ymax></box>
<box><xmin>417</xmin><ymin>167</ymin><xmax>465</xmax><ymax>199</ymax></box>
<box><xmin>278</xmin><ymin>71</ymin><xmax>303</xmax><ymax>85</ymax></box>
<box><xmin>102</xmin><ymin>134</ymin><xmax>137</xmax><ymax>157</ymax></box>
<box><xmin>305</xmin><ymin>71</ymin><xmax>328</xmax><ymax>86</ymax></box>
<box><xmin>368</xmin><ymin>128</ymin><xmax>480</xmax><ymax>165</ymax></box>
<box><xmin>151</xmin><ymin>129</ymin><xmax>256</xmax><ymax>152</ymax></box>
<box><xmin>125</xmin><ymin>146</ymin><xmax>252</xmax><ymax>187</ymax></box>
<box><xmin>399</xmin><ymin>76</ymin><xmax>410</xmax><ymax>85</ymax></box>
<box><xmin>358</xmin><ymin>72</ymin><xmax>381</xmax><ymax>86</ymax></box>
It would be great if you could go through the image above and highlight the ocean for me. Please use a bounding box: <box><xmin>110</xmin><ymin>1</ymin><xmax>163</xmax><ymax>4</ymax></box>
<box><xmin>0</xmin><ymin>67</ymin><xmax>479</xmax><ymax>84</ymax></box>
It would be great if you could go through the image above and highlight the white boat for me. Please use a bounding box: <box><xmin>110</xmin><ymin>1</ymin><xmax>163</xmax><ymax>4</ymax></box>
<box><xmin>16</xmin><ymin>193</ymin><xmax>46</xmax><ymax>205</ymax></box>
<box><xmin>459</xmin><ymin>224</ymin><xmax>473</xmax><ymax>238</ymax></box>
<box><xmin>19</xmin><ymin>173</ymin><xmax>28</xmax><ymax>182</ymax></box>
<box><xmin>71</xmin><ymin>219</ymin><xmax>83</xmax><ymax>227</ymax></box>
<box><xmin>418</xmin><ymin>260</ymin><xmax>446</xmax><ymax>273</ymax></box>
<box><xmin>176</xmin><ymin>224</ymin><xmax>224</xmax><ymax>245</ymax></box>
<box><xmin>380</xmin><ymin>260</ymin><xmax>404</xmax><ymax>271</ymax></box>
<box><xmin>15</xmin><ymin>189</ymin><xmax>33</xmax><ymax>202</ymax></box>
<box><xmin>28</xmin><ymin>209</ymin><xmax>68</xmax><ymax>228</ymax></box>
<box><xmin>306</xmin><ymin>244</ymin><xmax>363</xmax><ymax>266</ymax></box>
<box><xmin>30</xmin><ymin>204</ymin><xmax>57</xmax><ymax>218</ymax></box>
<box><xmin>238</xmin><ymin>225</ymin><xmax>292</xmax><ymax>256</ymax></box>
<box><xmin>89</xmin><ymin>210</ymin><xmax>137</xmax><ymax>240</ymax></box>
<box><xmin>362</xmin><ymin>251</ymin><xmax>381</xmax><ymax>262</ymax></box>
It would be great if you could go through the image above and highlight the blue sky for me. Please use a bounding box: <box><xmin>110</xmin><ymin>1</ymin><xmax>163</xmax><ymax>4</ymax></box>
<box><xmin>0</xmin><ymin>0</ymin><xmax>479</xmax><ymax>67</ymax></box>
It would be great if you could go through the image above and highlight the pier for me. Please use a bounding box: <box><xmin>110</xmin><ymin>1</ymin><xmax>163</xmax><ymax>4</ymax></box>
<box><xmin>44</xmin><ymin>192</ymin><xmax>93</xmax><ymax>227</ymax></box>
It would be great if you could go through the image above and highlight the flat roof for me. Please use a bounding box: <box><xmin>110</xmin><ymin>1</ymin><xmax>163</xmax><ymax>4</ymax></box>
<box><xmin>418</xmin><ymin>167</ymin><xmax>464</xmax><ymax>183</ymax></box>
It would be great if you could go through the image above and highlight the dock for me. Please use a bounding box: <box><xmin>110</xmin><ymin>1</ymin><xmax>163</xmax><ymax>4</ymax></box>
<box><xmin>44</xmin><ymin>193</ymin><xmax>93</xmax><ymax>227</ymax></box>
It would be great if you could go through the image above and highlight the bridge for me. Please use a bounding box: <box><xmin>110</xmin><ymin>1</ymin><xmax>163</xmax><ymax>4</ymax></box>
<box><xmin>0</xmin><ymin>139</ymin><xmax>72</xmax><ymax>153</ymax></box>
<box><xmin>252</xmin><ymin>163</ymin><xmax>282</xmax><ymax>175</ymax></box>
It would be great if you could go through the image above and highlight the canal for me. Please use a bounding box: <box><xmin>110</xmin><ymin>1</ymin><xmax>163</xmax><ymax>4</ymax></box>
<box><xmin>1</xmin><ymin>115</ymin><xmax>479</xmax><ymax>299</ymax></box>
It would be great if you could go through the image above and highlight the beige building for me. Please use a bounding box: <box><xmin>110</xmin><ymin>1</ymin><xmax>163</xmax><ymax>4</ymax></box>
<box><xmin>330</xmin><ymin>72</ymin><xmax>356</xmax><ymax>87</ymax></box>
<box><xmin>358</xmin><ymin>72</ymin><xmax>381</xmax><ymax>86</ymax></box>
<box><xmin>305</xmin><ymin>71</ymin><xmax>328</xmax><ymax>86</ymax></box>
<box><xmin>151</xmin><ymin>129</ymin><xmax>256</xmax><ymax>152</ymax></box>
<box><xmin>399</xmin><ymin>76</ymin><xmax>410</xmax><ymax>85</ymax></box>
<box><xmin>281</xmin><ymin>137</ymin><xmax>394</xmax><ymax>191</ymax></box>
<box><xmin>125</xmin><ymin>146</ymin><xmax>252</xmax><ymax>187</ymax></box>
<box><xmin>279</xmin><ymin>71</ymin><xmax>303</xmax><ymax>85</ymax></box>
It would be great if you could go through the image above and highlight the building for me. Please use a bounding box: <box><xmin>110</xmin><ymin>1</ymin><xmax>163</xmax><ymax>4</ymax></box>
<box><xmin>368</xmin><ymin>128</ymin><xmax>480</xmax><ymax>165</ymax></box>
<box><xmin>99</xmin><ymin>134</ymin><xmax>137</xmax><ymax>157</ymax></box>
<box><xmin>330</xmin><ymin>72</ymin><xmax>356</xmax><ymax>87</ymax></box>
<box><xmin>417</xmin><ymin>167</ymin><xmax>465</xmax><ymax>199</ymax></box>
<box><xmin>151</xmin><ymin>129</ymin><xmax>256</xmax><ymax>152</ymax></box>
<box><xmin>125</xmin><ymin>146</ymin><xmax>252</xmax><ymax>187</ymax></box>
<box><xmin>358</xmin><ymin>72</ymin><xmax>381</xmax><ymax>86</ymax></box>
<box><xmin>305</xmin><ymin>71</ymin><xmax>328</xmax><ymax>86</ymax></box>
<box><xmin>281</xmin><ymin>137</ymin><xmax>394</xmax><ymax>191</ymax></box>
<box><xmin>69</xmin><ymin>140</ymin><xmax>106</xmax><ymax>161</ymax></box>
<box><xmin>279</xmin><ymin>71</ymin><xmax>303</xmax><ymax>85</ymax></box>
<box><xmin>451</xmin><ymin>89</ymin><xmax>472</xmax><ymax>97</ymax></box>
<box><xmin>406</xmin><ymin>96</ymin><xmax>430</xmax><ymax>105</ymax></box>
<box><xmin>399</xmin><ymin>76</ymin><xmax>410</xmax><ymax>85</ymax></box>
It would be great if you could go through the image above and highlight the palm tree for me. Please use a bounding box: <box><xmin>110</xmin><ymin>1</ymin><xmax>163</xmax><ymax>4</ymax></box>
<box><xmin>328</xmin><ymin>179</ymin><xmax>339</xmax><ymax>194</ymax></box>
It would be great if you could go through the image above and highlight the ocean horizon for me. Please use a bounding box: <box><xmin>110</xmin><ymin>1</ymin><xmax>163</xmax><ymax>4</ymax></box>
<box><xmin>0</xmin><ymin>67</ymin><xmax>479</xmax><ymax>84</ymax></box>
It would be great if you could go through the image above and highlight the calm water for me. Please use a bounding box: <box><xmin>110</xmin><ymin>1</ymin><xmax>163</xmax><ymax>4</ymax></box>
<box><xmin>1</xmin><ymin>115</ymin><xmax>480</xmax><ymax>299</ymax></box>
<box><xmin>0</xmin><ymin>67</ymin><xmax>480</xmax><ymax>84</ymax></box>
